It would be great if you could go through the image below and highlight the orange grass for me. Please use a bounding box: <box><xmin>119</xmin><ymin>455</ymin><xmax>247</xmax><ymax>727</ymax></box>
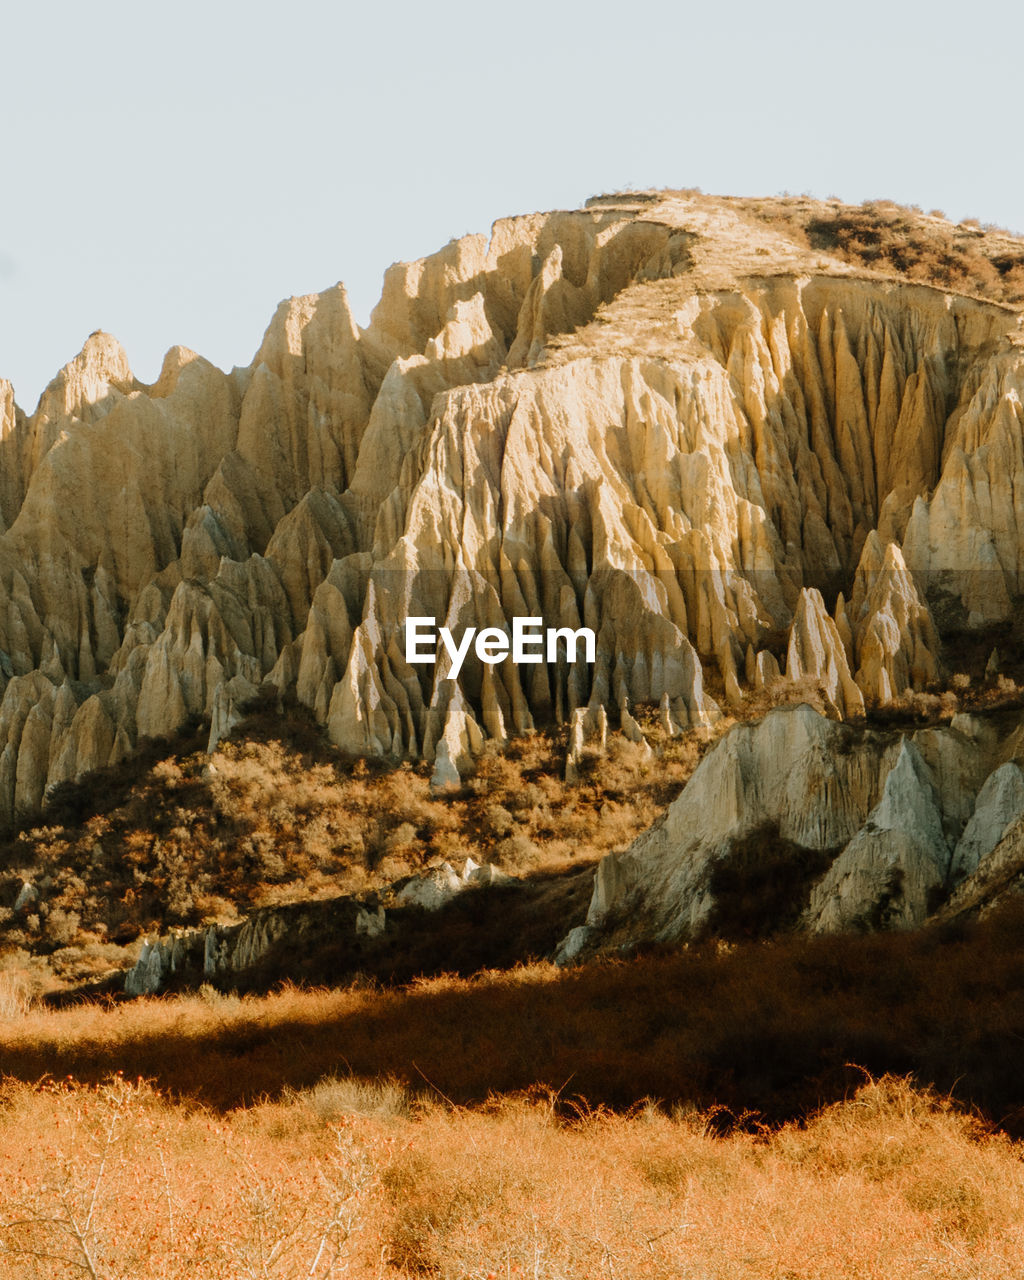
<box><xmin>4</xmin><ymin>904</ymin><xmax>1024</xmax><ymax>1131</ymax></box>
<box><xmin>1</xmin><ymin>1074</ymin><xmax>1023</xmax><ymax>1278</ymax></box>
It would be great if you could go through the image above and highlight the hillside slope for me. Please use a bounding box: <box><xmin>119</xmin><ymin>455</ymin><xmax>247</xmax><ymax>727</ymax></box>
<box><xmin>565</xmin><ymin>700</ymin><xmax>1024</xmax><ymax>958</ymax></box>
<box><xmin>2</xmin><ymin>193</ymin><xmax>1024</xmax><ymax>833</ymax></box>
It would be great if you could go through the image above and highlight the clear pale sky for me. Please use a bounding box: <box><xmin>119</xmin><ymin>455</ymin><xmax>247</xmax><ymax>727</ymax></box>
<box><xmin>3</xmin><ymin>0</ymin><xmax>1022</xmax><ymax>410</ymax></box>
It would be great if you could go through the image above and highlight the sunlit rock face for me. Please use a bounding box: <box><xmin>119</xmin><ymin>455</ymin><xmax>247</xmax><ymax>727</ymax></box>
<box><xmin>2</xmin><ymin>191</ymin><xmax>1024</xmax><ymax>823</ymax></box>
<box><xmin>562</xmin><ymin>703</ymin><xmax>1024</xmax><ymax>954</ymax></box>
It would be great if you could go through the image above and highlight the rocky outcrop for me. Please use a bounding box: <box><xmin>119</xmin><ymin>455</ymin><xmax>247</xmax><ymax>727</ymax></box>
<box><xmin>949</xmin><ymin>763</ymin><xmax>1024</xmax><ymax>882</ymax></box>
<box><xmin>940</xmin><ymin>812</ymin><xmax>1024</xmax><ymax>923</ymax></box>
<box><xmin>561</xmin><ymin>703</ymin><xmax>1024</xmax><ymax>955</ymax></box>
<box><xmin>124</xmin><ymin>857</ymin><xmax>514</xmax><ymax>995</ymax></box>
<box><xmin>785</xmin><ymin>588</ymin><xmax>864</xmax><ymax>718</ymax></box>
<box><xmin>559</xmin><ymin>704</ymin><xmax>896</xmax><ymax>950</ymax></box>
<box><xmin>393</xmin><ymin>857</ymin><xmax>510</xmax><ymax>909</ymax></box>
<box><xmin>804</xmin><ymin>740</ymin><xmax>948</xmax><ymax>932</ymax></box>
<box><xmin>125</xmin><ymin>897</ymin><xmax>374</xmax><ymax>996</ymax></box>
<box><xmin>3</xmin><ymin>193</ymin><xmax>1024</xmax><ymax>820</ymax></box>
<box><xmin>848</xmin><ymin>536</ymin><xmax>941</xmax><ymax>704</ymax></box>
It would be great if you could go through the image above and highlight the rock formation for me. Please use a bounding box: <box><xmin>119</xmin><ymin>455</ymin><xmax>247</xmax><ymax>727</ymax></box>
<box><xmin>2</xmin><ymin>192</ymin><xmax>1024</xmax><ymax>821</ymax></box>
<box><xmin>124</xmin><ymin>857</ymin><xmax>513</xmax><ymax>995</ymax></box>
<box><xmin>804</xmin><ymin>739</ymin><xmax>949</xmax><ymax>932</ymax></box>
<box><xmin>125</xmin><ymin>895</ymin><xmax>377</xmax><ymax>996</ymax></box>
<box><xmin>559</xmin><ymin>703</ymin><xmax>1024</xmax><ymax>956</ymax></box>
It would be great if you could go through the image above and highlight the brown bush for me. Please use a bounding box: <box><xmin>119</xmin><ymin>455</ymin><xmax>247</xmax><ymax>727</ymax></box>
<box><xmin>493</xmin><ymin>832</ymin><xmax>541</xmax><ymax>872</ymax></box>
<box><xmin>1</xmin><ymin>1075</ymin><xmax>1024</xmax><ymax>1278</ymax></box>
<box><xmin>745</xmin><ymin>195</ymin><xmax>1024</xmax><ymax>304</ymax></box>
<box><xmin>0</xmin><ymin>703</ymin><xmax>719</xmax><ymax>985</ymax></box>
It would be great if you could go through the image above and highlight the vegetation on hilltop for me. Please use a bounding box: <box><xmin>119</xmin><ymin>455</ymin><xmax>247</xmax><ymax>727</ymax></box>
<box><xmin>741</xmin><ymin>194</ymin><xmax>1024</xmax><ymax>303</ymax></box>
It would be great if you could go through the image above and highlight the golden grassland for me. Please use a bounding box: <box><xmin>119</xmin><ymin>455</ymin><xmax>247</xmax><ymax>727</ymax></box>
<box><xmin>4</xmin><ymin>902</ymin><xmax>1024</xmax><ymax>1127</ymax></box>
<box><xmin>13</xmin><ymin>921</ymin><xmax>1024</xmax><ymax>1276</ymax></box>
<box><xmin>1</xmin><ymin>1072</ymin><xmax>1023</xmax><ymax>1278</ymax></box>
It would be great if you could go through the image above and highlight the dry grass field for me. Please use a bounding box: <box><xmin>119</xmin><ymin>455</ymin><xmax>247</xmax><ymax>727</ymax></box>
<box><xmin>2</xmin><ymin>639</ymin><xmax>1024</xmax><ymax>1275</ymax></box>
<box><xmin>2</xmin><ymin>907</ymin><xmax>1024</xmax><ymax>1275</ymax></box>
<box><xmin>0</xmin><ymin>1071</ymin><xmax>1022</xmax><ymax>1279</ymax></box>
<box><xmin>6</xmin><ymin>877</ymin><xmax>1024</xmax><ymax>1124</ymax></box>
<box><xmin>5</xmin><ymin>745</ymin><xmax>1024</xmax><ymax>1264</ymax></box>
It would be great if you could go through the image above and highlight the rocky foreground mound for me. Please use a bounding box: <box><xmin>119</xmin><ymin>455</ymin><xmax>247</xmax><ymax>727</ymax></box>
<box><xmin>122</xmin><ymin>700</ymin><xmax>1024</xmax><ymax>993</ymax></box>
<box><xmin>560</xmin><ymin>702</ymin><xmax>1024</xmax><ymax>959</ymax></box>
<box><xmin>2</xmin><ymin>191</ymin><xmax>1024</xmax><ymax>826</ymax></box>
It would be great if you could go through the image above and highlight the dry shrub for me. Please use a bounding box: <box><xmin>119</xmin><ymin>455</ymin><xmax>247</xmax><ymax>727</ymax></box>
<box><xmin>0</xmin><ymin>1076</ymin><xmax>385</xmax><ymax>1279</ymax></box>
<box><xmin>0</xmin><ymin>702</ymin><xmax>721</xmax><ymax>985</ymax></box>
<box><xmin>376</xmin><ymin>1098</ymin><xmax>709</xmax><ymax>1278</ymax></box>
<box><xmin>5</xmin><ymin>1076</ymin><xmax>1021</xmax><ymax>1278</ymax></box>
<box><xmin>771</xmin><ymin>1077</ymin><xmax>1019</xmax><ymax>1248</ymax></box>
<box><xmin>0</xmin><ymin>968</ymin><xmax>33</xmax><ymax>1018</ymax></box>
<box><xmin>384</xmin><ymin>822</ymin><xmax>419</xmax><ymax>854</ymax></box>
<box><xmin>747</xmin><ymin>196</ymin><xmax>1024</xmax><ymax>304</ymax></box>
<box><xmin>286</xmin><ymin>1074</ymin><xmax>412</xmax><ymax>1123</ymax></box>
<box><xmin>493</xmin><ymin>833</ymin><xmax>540</xmax><ymax>872</ymax></box>
<box><xmin>884</xmin><ymin>687</ymin><xmax>960</xmax><ymax>723</ymax></box>
<box><xmin>481</xmin><ymin>803</ymin><xmax>514</xmax><ymax>837</ymax></box>
<box><xmin>703</xmin><ymin>822</ymin><xmax>837</xmax><ymax>940</ymax></box>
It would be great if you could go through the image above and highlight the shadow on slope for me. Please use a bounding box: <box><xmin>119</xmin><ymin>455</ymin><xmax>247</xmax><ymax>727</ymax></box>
<box><xmin>5</xmin><ymin>901</ymin><xmax>1024</xmax><ymax>1135</ymax></box>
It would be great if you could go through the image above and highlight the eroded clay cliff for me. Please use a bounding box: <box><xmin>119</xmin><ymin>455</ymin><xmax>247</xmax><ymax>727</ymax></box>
<box><xmin>2</xmin><ymin>192</ymin><xmax>1024</xmax><ymax>826</ymax></box>
<box><xmin>559</xmin><ymin>702</ymin><xmax>1024</xmax><ymax>957</ymax></box>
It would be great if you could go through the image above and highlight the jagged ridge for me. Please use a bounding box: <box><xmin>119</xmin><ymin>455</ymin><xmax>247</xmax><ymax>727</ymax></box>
<box><xmin>1</xmin><ymin>192</ymin><xmax>1024</xmax><ymax>825</ymax></box>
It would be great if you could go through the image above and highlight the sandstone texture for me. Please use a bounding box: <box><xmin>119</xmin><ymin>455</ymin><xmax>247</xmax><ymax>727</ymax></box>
<box><xmin>562</xmin><ymin>703</ymin><xmax>1024</xmax><ymax>955</ymax></box>
<box><xmin>3</xmin><ymin>192</ymin><xmax>1024</xmax><ymax>822</ymax></box>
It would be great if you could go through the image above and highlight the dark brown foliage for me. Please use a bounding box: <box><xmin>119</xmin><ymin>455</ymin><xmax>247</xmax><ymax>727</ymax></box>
<box><xmin>8</xmin><ymin>901</ymin><xmax>1024</xmax><ymax>1135</ymax></box>
<box><xmin>703</xmin><ymin>824</ymin><xmax>837</xmax><ymax>940</ymax></box>
<box><xmin>746</xmin><ymin>196</ymin><xmax>1024</xmax><ymax>304</ymax></box>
